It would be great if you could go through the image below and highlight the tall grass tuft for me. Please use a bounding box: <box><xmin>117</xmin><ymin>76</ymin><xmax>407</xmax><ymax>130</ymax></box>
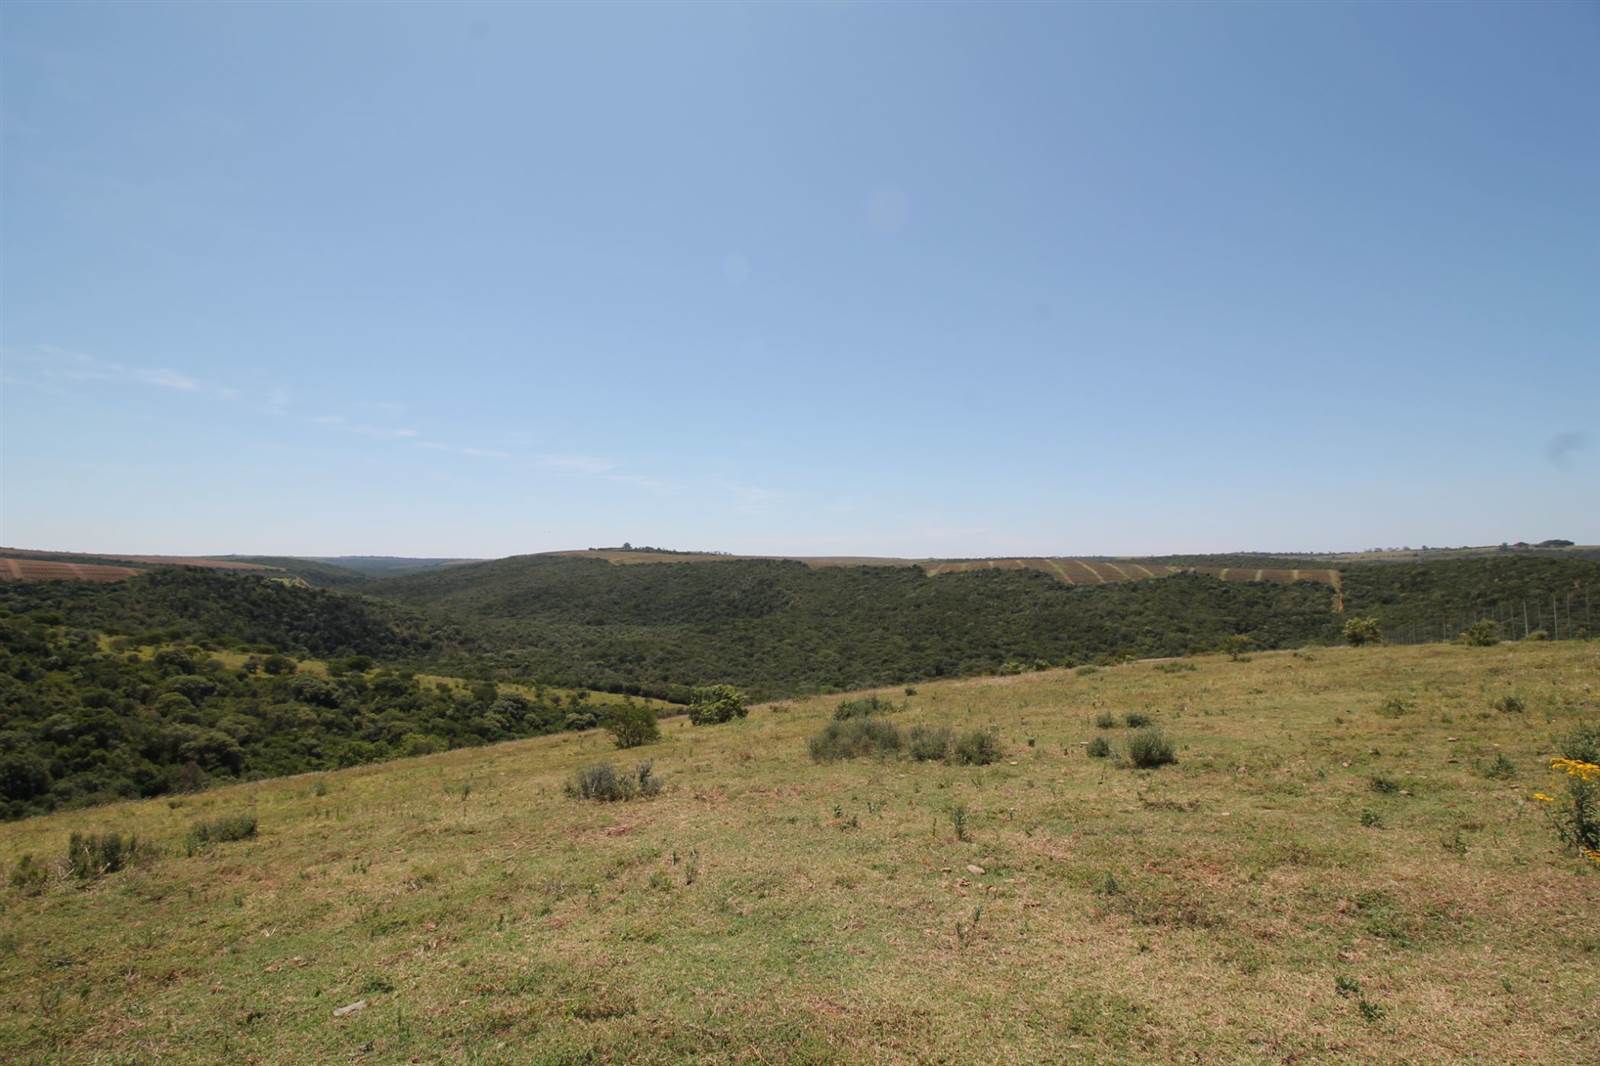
<box><xmin>1125</xmin><ymin>728</ymin><xmax>1176</xmax><ymax>769</ymax></box>
<box><xmin>185</xmin><ymin>814</ymin><xmax>257</xmax><ymax>855</ymax></box>
<box><xmin>66</xmin><ymin>832</ymin><xmax>142</xmax><ymax>881</ymax></box>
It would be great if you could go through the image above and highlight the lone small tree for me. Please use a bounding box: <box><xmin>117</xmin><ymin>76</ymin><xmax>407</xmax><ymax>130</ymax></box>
<box><xmin>688</xmin><ymin>684</ymin><xmax>748</xmax><ymax>725</ymax></box>
<box><xmin>1220</xmin><ymin>634</ymin><xmax>1253</xmax><ymax>661</ymax></box>
<box><xmin>1459</xmin><ymin>620</ymin><xmax>1500</xmax><ymax>647</ymax></box>
<box><xmin>603</xmin><ymin>701</ymin><xmax>660</xmax><ymax>749</ymax></box>
<box><xmin>1343</xmin><ymin>617</ymin><xmax>1382</xmax><ymax>647</ymax></box>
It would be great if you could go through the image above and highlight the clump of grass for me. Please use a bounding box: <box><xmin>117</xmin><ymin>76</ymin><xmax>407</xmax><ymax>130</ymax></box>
<box><xmin>1482</xmin><ymin>753</ymin><xmax>1516</xmax><ymax>780</ymax></box>
<box><xmin>949</xmin><ymin>804</ymin><xmax>970</xmax><ymax>841</ymax></box>
<box><xmin>1492</xmin><ymin>694</ymin><xmax>1525</xmax><ymax>715</ymax></box>
<box><xmin>808</xmin><ymin>718</ymin><xmax>903</xmax><ymax>762</ymax></box>
<box><xmin>1076</xmin><ymin>665</ymin><xmax>1099</xmax><ymax>676</ymax></box>
<box><xmin>1360</xmin><ymin>808</ymin><xmax>1384</xmax><ymax>828</ymax></box>
<box><xmin>1123</xmin><ymin>712</ymin><xmax>1153</xmax><ymax>728</ymax></box>
<box><xmin>833</xmin><ymin>695</ymin><xmax>899</xmax><ymax>721</ymax></box>
<box><xmin>565</xmin><ymin>761</ymin><xmax>662</xmax><ymax>802</ymax></box>
<box><xmin>9</xmin><ymin>854</ymin><xmax>50</xmax><ymax>895</ymax></box>
<box><xmin>1369</xmin><ymin>774</ymin><xmax>1401</xmax><ymax>795</ymax></box>
<box><xmin>949</xmin><ymin>728</ymin><xmax>1001</xmax><ymax>766</ymax></box>
<box><xmin>1086</xmin><ymin>736</ymin><xmax>1113</xmax><ymax>758</ymax></box>
<box><xmin>1376</xmin><ymin>696</ymin><xmax>1411</xmax><ymax>718</ymax></box>
<box><xmin>1155</xmin><ymin>660</ymin><xmax>1196</xmax><ymax>673</ymax></box>
<box><xmin>1334</xmin><ymin>975</ymin><xmax>1362</xmax><ymax>998</ymax></box>
<box><xmin>66</xmin><ymin>832</ymin><xmax>142</xmax><ymax>881</ymax></box>
<box><xmin>185</xmin><ymin>814</ymin><xmax>257</xmax><ymax>855</ymax></box>
<box><xmin>1093</xmin><ymin>711</ymin><xmax>1117</xmax><ymax>729</ymax></box>
<box><xmin>1125</xmin><ymin>728</ymin><xmax>1176</xmax><ymax>768</ymax></box>
<box><xmin>907</xmin><ymin>725</ymin><xmax>952</xmax><ymax>762</ymax></box>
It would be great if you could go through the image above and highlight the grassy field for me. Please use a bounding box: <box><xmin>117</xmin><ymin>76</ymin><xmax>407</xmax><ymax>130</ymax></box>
<box><xmin>1</xmin><ymin>642</ymin><xmax>1596</xmax><ymax>1063</ymax></box>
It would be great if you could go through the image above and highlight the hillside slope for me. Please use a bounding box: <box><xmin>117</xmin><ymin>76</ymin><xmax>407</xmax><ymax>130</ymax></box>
<box><xmin>369</xmin><ymin>555</ymin><xmax>1341</xmax><ymax>696</ymax></box>
<box><xmin>3</xmin><ymin>642</ymin><xmax>1594</xmax><ymax>1063</ymax></box>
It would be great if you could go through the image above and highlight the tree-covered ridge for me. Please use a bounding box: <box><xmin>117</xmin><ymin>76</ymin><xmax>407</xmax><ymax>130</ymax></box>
<box><xmin>0</xmin><ymin>617</ymin><xmax>628</xmax><ymax>820</ymax></box>
<box><xmin>0</xmin><ymin>568</ymin><xmax>467</xmax><ymax>660</ymax></box>
<box><xmin>1340</xmin><ymin>555</ymin><xmax>1600</xmax><ymax>637</ymax></box>
<box><xmin>375</xmin><ymin>557</ymin><xmax>1343</xmax><ymax>698</ymax></box>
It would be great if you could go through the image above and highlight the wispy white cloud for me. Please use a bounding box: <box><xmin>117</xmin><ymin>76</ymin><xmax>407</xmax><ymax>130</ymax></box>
<box><xmin>135</xmin><ymin>367</ymin><xmax>200</xmax><ymax>392</ymax></box>
<box><xmin>539</xmin><ymin>454</ymin><xmax>617</xmax><ymax>476</ymax></box>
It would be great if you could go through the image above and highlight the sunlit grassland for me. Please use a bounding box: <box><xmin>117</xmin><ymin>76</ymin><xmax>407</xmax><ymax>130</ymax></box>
<box><xmin>2</xmin><ymin>642</ymin><xmax>1596</xmax><ymax>1063</ymax></box>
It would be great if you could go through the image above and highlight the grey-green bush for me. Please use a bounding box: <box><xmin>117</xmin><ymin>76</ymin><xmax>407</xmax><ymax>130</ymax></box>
<box><xmin>185</xmin><ymin>814</ymin><xmax>257</xmax><ymax>854</ymax></box>
<box><xmin>907</xmin><ymin>725</ymin><xmax>952</xmax><ymax>762</ymax></box>
<box><xmin>566</xmin><ymin>761</ymin><xmax>662</xmax><ymax>801</ymax></box>
<box><xmin>950</xmin><ymin>729</ymin><xmax>1001</xmax><ymax>766</ymax></box>
<box><xmin>66</xmin><ymin>832</ymin><xmax>141</xmax><ymax>880</ymax></box>
<box><xmin>1125</xmin><ymin>728</ymin><xmax>1176</xmax><ymax>769</ymax></box>
<box><xmin>808</xmin><ymin>718</ymin><xmax>903</xmax><ymax>762</ymax></box>
<box><xmin>1086</xmin><ymin>736</ymin><xmax>1112</xmax><ymax>758</ymax></box>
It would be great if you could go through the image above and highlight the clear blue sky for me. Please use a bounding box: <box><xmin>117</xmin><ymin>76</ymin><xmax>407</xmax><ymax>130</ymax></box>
<box><xmin>3</xmin><ymin>2</ymin><xmax>1595</xmax><ymax>558</ymax></box>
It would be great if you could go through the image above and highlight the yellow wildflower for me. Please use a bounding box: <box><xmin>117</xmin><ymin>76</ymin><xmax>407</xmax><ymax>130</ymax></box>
<box><xmin>1532</xmin><ymin>792</ymin><xmax>1556</xmax><ymax>803</ymax></box>
<box><xmin>1549</xmin><ymin>758</ymin><xmax>1600</xmax><ymax>783</ymax></box>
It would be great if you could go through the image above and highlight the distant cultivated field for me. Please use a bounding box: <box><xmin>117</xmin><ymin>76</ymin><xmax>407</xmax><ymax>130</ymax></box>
<box><xmin>557</xmin><ymin>550</ymin><xmax>1340</xmax><ymax>589</ymax></box>
<box><xmin>2</xmin><ymin>642</ymin><xmax>1595</xmax><ymax>1063</ymax></box>
<box><xmin>0</xmin><ymin>558</ymin><xmax>142</xmax><ymax>583</ymax></box>
<box><xmin>0</xmin><ymin>547</ymin><xmax>277</xmax><ymax>581</ymax></box>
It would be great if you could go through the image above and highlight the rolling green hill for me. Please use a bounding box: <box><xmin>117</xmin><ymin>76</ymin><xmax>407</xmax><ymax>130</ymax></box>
<box><xmin>2</xmin><ymin>641</ymin><xmax>1595</xmax><ymax>1063</ymax></box>
<box><xmin>368</xmin><ymin>555</ymin><xmax>1341</xmax><ymax>697</ymax></box>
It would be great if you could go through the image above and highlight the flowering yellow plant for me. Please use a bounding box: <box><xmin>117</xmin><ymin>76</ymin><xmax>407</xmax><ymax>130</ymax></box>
<box><xmin>1550</xmin><ymin>757</ymin><xmax>1600</xmax><ymax>783</ymax></box>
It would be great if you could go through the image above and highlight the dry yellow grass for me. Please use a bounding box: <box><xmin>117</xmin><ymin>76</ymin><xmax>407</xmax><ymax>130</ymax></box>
<box><xmin>2</xmin><ymin>642</ymin><xmax>1597</xmax><ymax>1063</ymax></box>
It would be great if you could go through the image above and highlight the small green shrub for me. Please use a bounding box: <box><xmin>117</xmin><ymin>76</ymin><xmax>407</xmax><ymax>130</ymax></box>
<box><xmin>1125</xmin><ymin>728</ymin><xmax>1176</xmax><ymax>769</ymax></box>
<box><xmin>1359</xmin><ymin>808</ymin><xmax>1383</xmax><ymax>828</ymax></box>
<box><xmin>9</xmin><ymin>854</ymin><xmax>49</xmax><ymax>895</ymax></box>
<box><xmin>1483</xmin><ymin>753</ymin><xmax>1516</xmax><ymax>780</ymax></box>
<box><xmin>950</xmin><ymin>804</ymin><xmax>970</xmax><ymax>841</ymax></box>
<box><xmin>833</xmin><ymin>695</ymin><xmax>898</xmax><ymax>721</ymax></box>
<box><xmin>1343</xmin><ymin>617</ymin><xmax>1382</xmax><ymax>646</ymax></box>
<box><xmin>66</xmin><ymin>832</ymin><xmax>142</xmax><ymax>881</ymax></box>
<box><xmin>907</xmin><ymin>725</ymin><xmax>952</xmax><ymax>762</ymax></box>
<box><xmin>1077</xmin><ymin>665</ymin><xmax>1100</xmax><ymax>676</ymax></box>
<box><xmin>687</xmin><ymin>685</ymin><xmax>748</xmax><ymax>726</ymax></box>
<box><xmin>1220</xmin><ymin>635</ymin><xmax>1253</xmax><ymax>661</ymax></box>
<box><xmin>1523</xmin><ymin>628</ymin><xmax>1549</xmax><ymax>641</ymax></box>
<box><xmin>565</xmin><ymin>761</ymin><xmax>662</xmax><ymax>801</ymax></box>
<box><xmin>603</xmin><ymin>702</ymin><xmax>660</xmax><ymax>749</ymax></box>
<box><xmin>1155</xmin><ymin>661</ymin><xmax>1196</xmax><ymax>674</ymax></box>
<box><xmin>1492</xmin><ymin>694</ymin><xmax>1525</xmax><ymax>715</ymax></box>
<box><xmin>1558</xmin><ymin>723</ymin><xmax>1600</xmax><ymax>764</ymax></box>
<box><xmin>1086</xmin><ymin>736</ymin><xmax>1112</xmax><ymax>758</ymax></box>
<box><xmin>185</xmin><ymin>814</ymin><xmax>257</xmax><ymax>854</ymax></box>
<box><xmin>949</xmin><ymin>729</ymin><xmax>1001</xmax><ymax>766</ymax></box>
<box><xmin>1093</xmin><ymin>711</ymin><xmax>1117</xmax><ymax>729</ymax></box>
<box><xmin>1376</xmin><ymin>695</ymin><xmax>1411</xmax><ymax>718</ymax></box>
<box><xmin>1458</xmin><ymin>620</ymin><xmax>1500</xmax><ymax>647</ymax></box>
<box><xmin>808</xmin><ymin>718</ymin><xmax>903</xmax><ymax>762</ymax></box>
<box><xmin>1369</xmin><ymin>774</ymin><xmax>1401</xmax><ymax>794</ymax></box>
<box><xmin>1123</xmin><ymin>712</ymin><xmax>1152</xmax><ymax>728</ymax></box>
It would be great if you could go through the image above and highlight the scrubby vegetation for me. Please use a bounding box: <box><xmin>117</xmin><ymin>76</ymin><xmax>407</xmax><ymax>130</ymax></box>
<box><xmin>185</xmin><ymin>813</ymin><xmax>258</xmax><ymax>853</ymax></box>
<box><xmin>565</xmin><ymin>761</ymin><xmax>662</xmax><ymax>802</ymax></box>
<box><xmin>602</xmin><ymin>702</ymin><xmax>660</xmax><ymax>749</ymax></box>
<box><xmin>366</xmin><ymin>555</ymin><xmax>1344</xmax><ymax>697</ymax></box>
<box><xmin>0</xmin><ymin>617</ymin><xmax>598</xmax><ymax>820</ymax></box>
<box><xmin>1125</xmin><ymin>727</ymin><xmax>1176</xmax><ymax>768</ymax></box>
<box><xmin>808</xmin><ymin>718</ymin><xmax>903</xmax><ymax>762</ymax></box>
<box><xmin>687</xmin><ymin>685</ymin><xmax>749</xmax><ymax>726</ymax></box>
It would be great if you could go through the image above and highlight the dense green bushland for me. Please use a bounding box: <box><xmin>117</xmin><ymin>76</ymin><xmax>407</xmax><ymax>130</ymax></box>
<box><xmin>372</xmin><ymin>556</ymin><xmax>1341</xmax><ymax>698</ymax></box>
<box><xmin>1340</xmin><ymin>556</ymin><xmax>1600</xmax><ymax>637</ymax></box>
<box><xmin>0</xmin><ymin>617</ymin><xmax>594</xmax><ymax>820</ymax></box>
<box><xmin>0</xmin><ymin>569</ymin><xmax>465</xmax><ymax>660</ymax></box>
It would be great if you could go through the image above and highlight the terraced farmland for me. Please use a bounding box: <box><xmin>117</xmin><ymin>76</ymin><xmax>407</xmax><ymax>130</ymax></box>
<box><xmin>0</xmin><ymin>558</ymin><xmax>142</xmax><ymax>583</ymax></box>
